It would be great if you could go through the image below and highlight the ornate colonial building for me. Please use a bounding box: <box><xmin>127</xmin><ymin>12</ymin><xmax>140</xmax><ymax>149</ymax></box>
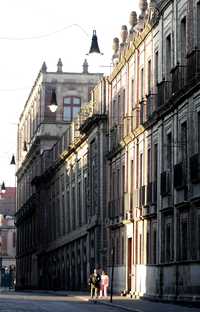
<box><xmin>29</xmin><ymin>78</ymin><xmax>108</xmax><ymax>290</ymax></box>
<box><xmin>16</xmin><ymin>0</ymin><xmax>200</xmax><ymax>302</ymax></box>
<box><xmin>106</xmin><ymin>0</ymin><xmax>200</xmax><ymax>302</ymax></box>
<box><xmin>15</xmin><ymin>60</ymin><xmax>102</xmax><ymax>289</ymax></box>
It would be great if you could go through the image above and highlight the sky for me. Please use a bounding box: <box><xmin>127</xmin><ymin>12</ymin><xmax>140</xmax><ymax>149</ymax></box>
<box><xmin>0</xmin><ymin>0</ymin><xmax>139</xmax><ymax>187</ymax></box>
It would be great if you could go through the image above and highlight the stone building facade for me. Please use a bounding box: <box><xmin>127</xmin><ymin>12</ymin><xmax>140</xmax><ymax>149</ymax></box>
<box><xmin>15</xmin><ymin>60</ymin><xmax>102</xmax><ymax>289</ymax></box>
<box><xmin>30</xmin><ymin>78</ymin><xmax>108</xmax><ymax>290</ymax></box>
<box><xmin>106</xmin><ymin>0</ymin><xmax>200</xmax><ymax>301</ymax></box>
<box><xmin>16</xmin><ymin>0</ymin><xmax>200</xmax><ymax>302</ymax></box>
<box><xmin>0</xmin><ymin>187</ymin><xmax>16</xmax><ymax>270</ymax></box>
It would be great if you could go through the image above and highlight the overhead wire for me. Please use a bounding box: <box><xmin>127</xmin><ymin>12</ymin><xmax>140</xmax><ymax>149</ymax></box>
<box><xmin>0</xmin><ymin>23</ymin><xmax>90</xmax><ymax>41</ymax></box>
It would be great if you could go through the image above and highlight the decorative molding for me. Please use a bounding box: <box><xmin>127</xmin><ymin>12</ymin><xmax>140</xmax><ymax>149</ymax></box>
<box><xmin>109</xmin><ymin>17</ymin><xmax>159</xmax><ymax>83</ymax></box>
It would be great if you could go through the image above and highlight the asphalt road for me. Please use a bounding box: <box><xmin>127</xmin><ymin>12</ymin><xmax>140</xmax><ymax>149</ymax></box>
<box><xmin>0</xmin><ymin>294</ymin><xmax>124</xmax><ymax>312</ymax></box>
<box><xmin>0</xmin><ymin>292</ymin><xmax>199</xmax><ymax>312</ymax></box>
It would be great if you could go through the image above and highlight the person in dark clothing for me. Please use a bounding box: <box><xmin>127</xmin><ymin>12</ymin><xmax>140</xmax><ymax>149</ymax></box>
<box><xmin>88</xmin><ymin>269</ymin><xmax>101</xmax><ymax>299</ymax></box>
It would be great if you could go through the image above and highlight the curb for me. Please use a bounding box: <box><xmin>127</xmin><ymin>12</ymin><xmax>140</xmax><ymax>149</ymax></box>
<box><xmin>89</xmin><ymin>299</ymin><xmax>144</xmax><ymax>312</ymax></box>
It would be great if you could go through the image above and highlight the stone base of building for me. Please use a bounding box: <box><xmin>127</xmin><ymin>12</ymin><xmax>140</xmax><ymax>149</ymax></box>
<box><xmin>142</xmin><ymin>293</ymin><xmax>200</xmax><ymax>305</ymax></box>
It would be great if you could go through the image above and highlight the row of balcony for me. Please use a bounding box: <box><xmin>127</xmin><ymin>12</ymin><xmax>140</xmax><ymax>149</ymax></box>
<box><xmin>109</xmin><ymin>49</ymin><xmax>200</xmax><ymax>153</ymax></box>
<box><xmin>107</xmin><ymin>152</ymin><xmax>200</xmax><ymax>220</ymax></box>
<box><xmin>141</xmin><ymin>49</ymin><xmax>200</xmax><ymax>123</ymax></box>
<box><xmin>15</xmin><ymin>193</ymin><xmax>37</xmax><ymax>225</ymax></box>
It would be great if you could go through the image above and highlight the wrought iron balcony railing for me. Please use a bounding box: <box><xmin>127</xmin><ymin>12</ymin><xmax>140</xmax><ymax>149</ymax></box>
<box><xmin>171</xmin><ymin>63</ymin><xmax>187</xmax><ymax>94</ymax></box>
<box><xmin>140</xmin><ymin>99</ymin><xmax>147</xmax><ymax>124</ymax></box>
<box><xmin>157</xmin><ymin>80</ymin><xmax>172</xmax><ymax>108</ymax></box>
<box><xmin>146</xmin><ymin>93</ymin><xmax>157</xmax><ymax>118</ymax></box>
<box><xmin>187</xmin><ymin>48</ymin><xmax>200</xmax><ymax>84</ymax></box>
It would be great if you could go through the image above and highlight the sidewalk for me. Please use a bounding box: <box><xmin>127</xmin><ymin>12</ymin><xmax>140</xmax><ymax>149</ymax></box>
<box><xmin>66</xmin><ymin>291</ymin><xmax>200</xmax><ymax>312</ymax></box>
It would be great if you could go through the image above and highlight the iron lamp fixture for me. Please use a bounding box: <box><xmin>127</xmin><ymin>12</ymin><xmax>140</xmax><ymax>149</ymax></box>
<box><xmin>49</xmin><ymin>89</ymin><xmax>58</xmax><ymax>113</ymax></box>
<box><xmin>23</xmin><ymin>141</ymin><xmax>28</xmax><ymax>152</ymax></box>
<box><xmin>1</xmin><ymin>182</ymin><xmax>6</xmax><ymax>194</ymax></box>
<box><xmin>87</xmin><ymin>30</ymin><xmax>103</xmax><ymax>55</ymax></box>
<box><xmin>10</xmin><ymin>154</ymin><xmax>16</xmax><ymax>165</ymax></box>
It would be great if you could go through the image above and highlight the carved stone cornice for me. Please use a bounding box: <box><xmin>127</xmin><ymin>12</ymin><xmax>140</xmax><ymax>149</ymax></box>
<box><xmin>109</xmin><ymin>17</ymin><xmax>159</xmax><ymax>83</ymax></box>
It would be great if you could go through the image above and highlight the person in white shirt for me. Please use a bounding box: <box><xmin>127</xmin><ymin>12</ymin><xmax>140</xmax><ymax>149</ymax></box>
<box><xmin>99</xmin><ymin>271</ymin><xmax>109</xmax><ymax>298</ymax></box>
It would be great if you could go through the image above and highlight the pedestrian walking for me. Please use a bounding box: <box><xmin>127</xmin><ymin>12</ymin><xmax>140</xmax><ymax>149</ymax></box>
<box><xmin>99</xmin><ymin>271</ymin><xmax>109</xmax><ymax>298</ymax></box>
<box><xmin>9</xmin><ymin>265</ymin><xmax>15</xmax><ymax>290</ymax></box>
<box><xmin>88</xmin><ymin>269</ymin><xmax>101</xmax><ymax>299</ymax></box>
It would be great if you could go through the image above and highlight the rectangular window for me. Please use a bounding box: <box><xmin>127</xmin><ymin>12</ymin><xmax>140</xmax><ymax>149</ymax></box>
<box><xmin>131</xmin><ymin>79</ymin><xmax>135</xmax><ymax>108</ymax></box>
<box><xmin>130</xmin><ymin>160</ymin><xmax>134</xmax><ymax>193</ymax></box>
<box><xmin>166</xmin><ymin>35</ymin><xmax>171</xmax><ymax>80</ymax></box>
<box><xmin>73</xmin><ymin>106</ymin><xmax>80</xmax><ymax>119</ymax></box>
<box><xmin>147</xmin><ymin>148</ymin><xmax>151</xmax><ymax>183</ymax></box>
<box><xmin>122</xmin><ymin>89</ymin><xmax>126</xmax><ymax>116</ymax></box>
<box><xmin>56</xmin><ymin>197</ymin><xmax>60</xmax><ymax>237</ymax></box>
<box><xmin>122</xmin><ymin>165</ymin><xmax>125</xmax><ymax>215</ymax></box>
<box><xmin>13</xmin><ymin>231</ymin><xmax>16</xmax><ymax>248</ymax></box>
<box><xmin>72</xmin><ymin>187</ymin><xmax>76</xmax><ymax>230</ymax></box>
<box><xmin>118</xmin><ymin>94</ymin><xmax>121</xmax><ymax>121</ymax></box>
<box><xmin>180</xmin><ymin>17</ymin><xmax>187</xmax><ymax>64</ymax></box>
<box><xmin>140</xmin><ymin>153</ymin><xmax>143</xmax><ymax>187</ymax></box>
<box><xmin>116</xmin><ymin>168</ymin><xmax>120</xmax><ymax>197</ymax></box>
<box><xmin>64</xmin><ymin>97</ymin><xmax>71</xmax><ymax>105</ymax></box>
<box><xmin>197</xmin><ymin>2</ymin><xmax>200</xmax><ymax>48</ymax></box>
<box><xmin>62</xmin><ymin>195</ymin><xmax>65</xmax><ymax>235</ymax></box>
<box><xmin>153</xmin><ymin>144</ymin><xmax>158</xmax><ymax>181</ymax></box>
<box><xmin>63</xmin><ymin>96</ymin><xmax>81</xmax><ymax>121</ymax></box>
<box><xmin>140</xmin><ymin>68</ymin><xmax>144</xmax><ymax>99</ymax></box>
<box><xmin>112</xmin><ymin>99</ymin><xmax>116</xmax><ymax>125</ymax></box>
<box><xmin>181</xmin><ymin>219</ymin><xmax>188</xmax><ymax>260</ymax></box>
<box><xmin>73</xmin><ymin>97</ymin><xmax>81</xmax><ymax>105</ymax></box>
<box><xmin>130</xmin><ymin>160</ymin><xmax>134</xmax><ymax>210</ymax></box>
<box><xmin>84</xmin><ymin>176</ymin><xmax>88</xmax><ymax>224</ymax></box>
<box><xmin>198</xmin><ymin>112</ymin><xmax>200</xmax><ymax>152</ymax></box>
<box><xmin>167</xmin><ymin>133</ymin><xmax>172</xmax><ymax>169</ymax></box>
<box><xmin>198</xmin><ymin>215</ymin><xmax>200</xmax><ymax>256</ymax></box>
<box><xmin>155</xmin><ymin>51</ymin><xmax>159</xmax><ymax>85</ymax></box>
<box><xmin>136</xmin><ymin>144</ymin><xmax>139</xmax><ymax>189</ymax></box>
<box><xmin>63</xmin><ymin>107</ymin><xmax>71</xmax><ymax>121</ymax></box>
<box><xmin>78</xmin><ymin>181</ymin><xmax>82</xmax><ymax>226</ymax></box>
<box><xmin>112</xmin><ymin>171</ymin><xmax>116</xmax><ymax>203</ymax></box>
<box><xmin>181</xmin><ymin>121</ymin><xmax>187</xmax><ymax>162</ymax></box>
<box><xmin>148</xmin><ymin>59</ymin><xmax>152</xmax><ymax>94</ymax></box>
<box><xmin>122</xmin><ymin>165</ymin><xmax>126</xmax><ymax>193</ymax></box>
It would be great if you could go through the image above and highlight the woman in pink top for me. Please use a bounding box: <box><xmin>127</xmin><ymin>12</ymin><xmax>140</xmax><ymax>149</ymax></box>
<box><xmin>100</xmin><ymin>271</ymin><xmax>109</xmax><ymax>298</ymax></box>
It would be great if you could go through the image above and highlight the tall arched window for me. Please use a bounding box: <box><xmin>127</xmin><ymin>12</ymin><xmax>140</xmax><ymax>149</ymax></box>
<box><xmin>63</xmin><ymin>96</ymin><xmax>81</xmax><ymax>121</ymax></box>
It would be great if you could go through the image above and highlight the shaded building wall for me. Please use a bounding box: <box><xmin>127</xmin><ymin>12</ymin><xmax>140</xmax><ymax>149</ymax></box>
<box><xmin>16</xmin><ymin>62</ymin><xmax>103</xmax><ymax>290</ymax></box>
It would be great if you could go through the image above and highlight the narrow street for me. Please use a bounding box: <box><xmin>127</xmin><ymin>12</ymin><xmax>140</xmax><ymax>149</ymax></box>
<box><xmin>0</xmin><ymin>293</ymin><xmax>122</xmax><ymax>312</ymax></box>
<box><xmin>0</xmin><ymin>291</ymin><xmax>199</xmax><ymax>312</ymax></box>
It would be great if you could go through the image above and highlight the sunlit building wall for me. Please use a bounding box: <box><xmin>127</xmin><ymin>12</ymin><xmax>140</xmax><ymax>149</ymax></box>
<box><xmin>16</xmin><ymin>60</ymin><xmax>102</xmax><ymax>289</ymax></box>
<box><xmin>107</xmin><ymin>0</ymin><xmax>200</xmax><ymax>301</ymax></box>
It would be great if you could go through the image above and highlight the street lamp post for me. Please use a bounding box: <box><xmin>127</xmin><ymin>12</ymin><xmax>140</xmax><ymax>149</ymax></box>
<box><xmin>110</xmin><ymin>246</ymin><xmax>115</xmax><ymax>303</ymax></box>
